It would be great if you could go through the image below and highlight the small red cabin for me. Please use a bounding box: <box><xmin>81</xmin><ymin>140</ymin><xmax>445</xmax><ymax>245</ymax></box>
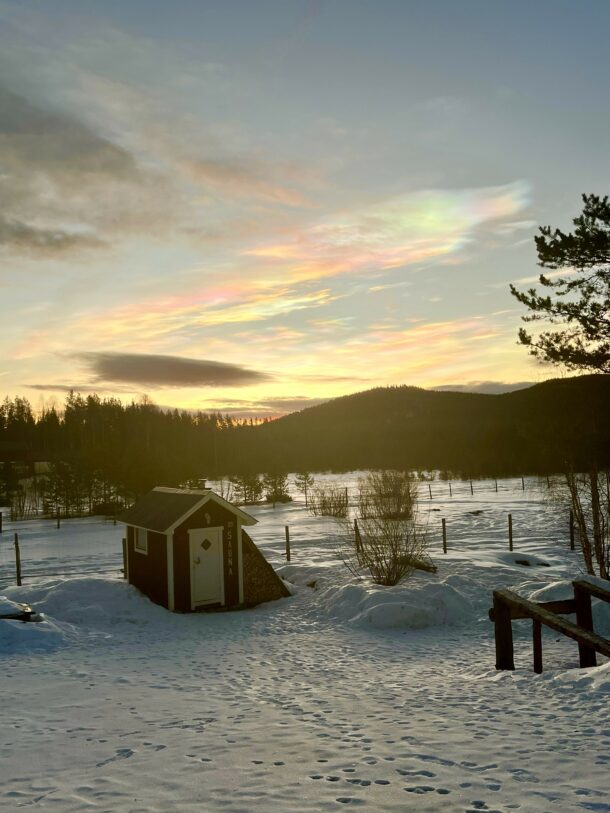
<box><xmin>119</xmin><ymin>487</ymin><xmax>290</xmax><ymax>612</ymax></box>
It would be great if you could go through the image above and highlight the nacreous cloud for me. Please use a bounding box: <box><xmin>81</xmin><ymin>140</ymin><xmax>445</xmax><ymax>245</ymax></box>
<box><xmin>244</xmin><ymin>181</ymin><xmax>531</xmax><ymax>280</ymax></box>
<box><xmin>74</xmin><ymin>352</ymin><xmax>271</xmax><ymax>388</ymax></box>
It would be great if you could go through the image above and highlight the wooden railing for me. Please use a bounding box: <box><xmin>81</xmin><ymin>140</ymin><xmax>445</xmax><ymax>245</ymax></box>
<box><xmin>490</xmin><ymin>579</ymin><xmax>610</xmax><ymax>673</ymax></box>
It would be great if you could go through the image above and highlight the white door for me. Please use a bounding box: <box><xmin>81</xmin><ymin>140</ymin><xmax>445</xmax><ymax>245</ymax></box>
<box><xmin>189</xmin><ymin>527</ymin><xmax>224</xmax><ymax>608</ymax></box>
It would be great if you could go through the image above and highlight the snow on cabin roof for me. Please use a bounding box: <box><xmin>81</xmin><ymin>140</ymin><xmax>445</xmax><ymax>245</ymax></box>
<box><xmin>118</xmin><ymin>486</ymin><xmax>257</xmax><ymax>533</ymax></box>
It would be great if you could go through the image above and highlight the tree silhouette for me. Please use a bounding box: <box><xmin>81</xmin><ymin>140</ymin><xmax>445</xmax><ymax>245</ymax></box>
<box><xmin>510</xmin><ymin>194</ymin><xmax>610</xmax><ymax>372</ymax></box>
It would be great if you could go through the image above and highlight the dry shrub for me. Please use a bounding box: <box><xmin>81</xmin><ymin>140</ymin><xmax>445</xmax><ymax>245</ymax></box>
<box><xmin>337</xmin><ymin>470</ymin><xmax>429</xmax><ymax>586</ymax></box>
<box><xmin>564</xmin><ymin>470</ymin><xmax>609</xmax><ymax>580</ymax></box>
<box><xmin>308</xmin><ymin>484</ymin><xmax>348</xmax><ymax>518</ymax></box>
<box><xmin>357</xmin><ymin>469</ymin><xmax>416</xmax><ymax>520</ymax></box>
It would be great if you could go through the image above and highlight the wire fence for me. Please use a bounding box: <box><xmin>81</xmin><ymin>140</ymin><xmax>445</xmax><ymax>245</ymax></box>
<box><xmin>0</xmin><ymin>514</ymin><xmax>124</xmax><ymax>588</ymax></box>
<box><xmin>0</xmin><ymin>474</ymin><xmax>587</xmax><ymax>589</ymax></box>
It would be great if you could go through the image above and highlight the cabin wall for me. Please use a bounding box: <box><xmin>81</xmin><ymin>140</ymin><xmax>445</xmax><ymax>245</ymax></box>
<box><xmin>172</xmin><ymin>501</ymin><xmax>240</xmax><ymax>611</ymax></box>
<box><xmin>127</xmin><ymin>526</ymin><xmax>169</xmax><ymax>608</ymax></box>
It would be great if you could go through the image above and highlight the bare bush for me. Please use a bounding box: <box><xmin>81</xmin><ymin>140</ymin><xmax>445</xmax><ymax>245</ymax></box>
<box><xmin>357</xmin><ymin>469</ymin><xmax>416</xmax><ymax>520</ymax></box>
<box><xmin>215</xmin><ymin>479</ymin><xmax>235</xmax><ymax>503</ymax></box>
<box><xmin>308</xmin><ymin>484</ymin><xmax>348</xmax><ymax>518</ymax></box>
<box><xmin>336</xmin><ymin>470</ymin><xmax>429</xmax><ymax>586</ymax></box>
<box><xmin>564</xmin><ymin>470</ymin><xmax>609</xmax><ymax>580</ymax></box>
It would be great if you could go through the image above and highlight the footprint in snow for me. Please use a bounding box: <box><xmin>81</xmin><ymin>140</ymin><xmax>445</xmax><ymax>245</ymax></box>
<box><xmin>95</xmin><ymin>748</ymin><xmax>135</xmax><ymax>768</ymax></box>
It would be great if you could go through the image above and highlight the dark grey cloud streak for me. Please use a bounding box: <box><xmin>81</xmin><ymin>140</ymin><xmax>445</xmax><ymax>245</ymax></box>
<box><xmin>0</xmin><ymin>85</ymin><xmax>174</xmax><ymax>256</ymax></box>
<box><xmin>0</xmin><ymin>216</ymin><xmax>103</xmax><ymax>253</ymax></box>
<box><xmin>433</xmin><ymin>381</ymin><xmax>534</xmax><ymax>395</ymax></box>
<box><xmin>74</xmin><ymin>352</ymin><xmax>271</xmax><ymax>388</ymax></box>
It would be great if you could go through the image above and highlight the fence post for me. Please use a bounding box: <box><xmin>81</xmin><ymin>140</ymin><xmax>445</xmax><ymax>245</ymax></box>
<box><xmin>521</xmin><ymin>476</ymin><xmax>525</xmax><ymax>491</ymax></box>
<box><xmin>442</xmin><ymin>518</ymin><xmax>447</xmax><ymax>554</ymax></box>
<box><xmin>428</xmin><ymin>483</ymin><xmax>432</xmax><ymax>499</ymax></box>
<box><xmin>344</xmin><ymin>487</ymin><xmax>348</xmax><ymax>509</ymax></box>
<box><xmin>56</xmin><ymin>508</ymin><xmax>60</xmax><ymax>529</ymax></box>
<box><xmin>493</xmin><ymin>593</ymin><xmax>515</xmax><ymax>670</ymax></box>
<box><xmin>448</xmin><ymin>482</ymin><xmax>452</xmax><ymax>497</ymax></box>
<box><xmin>574</xmin><ymin>583</ymin><xmax>596</xmax><ymax>668</ymax></box>
<box><xmin>495</xmin><ymin>479</ymin><xmax>498</xmax><ymax>493</ymax></box>
<box><xmin>569</xmin><ymin>510</ymin><xmax>575</xmax><ymax>551</ymax></box>
<box><xmin>0</xmin><ymin>511</ymin><xmax>2</xmax><ymax>534</ymax></box>
<box><xmin>354</xmin><ymin>518</ymin><xmax>362</xmax><ymax>559</ymax></box>
<box><xmin>470</xmin><ymin>480</ymin><xmax>474</xmax><ymax>496</ymax></box>
<box><xmin>508</xmin><ymin>513</ymin><xmax>513</xmax><ymax>552</ymax></box>
<box><xmin>532</xmin><ymin>619</ymin><xmax>543</xmax><ymax>674</ymax></box>
<box><xmin>285</xmin><ymin>525</ymin><xmax>291</xmax><ymax>562</ymax></box>
<box><xmin>14</xmin><ymin>532</ymin><xmax>22</xmax><ymax>586</ymax></box>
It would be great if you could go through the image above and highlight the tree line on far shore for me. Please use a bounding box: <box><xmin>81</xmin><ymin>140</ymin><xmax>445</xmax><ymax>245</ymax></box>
<box><xmin>1</xmin><ymin>372</ymin><xmax>609</xmax><ymax>516</ymax></box>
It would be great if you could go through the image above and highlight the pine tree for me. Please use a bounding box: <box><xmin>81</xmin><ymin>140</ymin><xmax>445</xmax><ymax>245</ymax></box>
<box><xmin>510</xmin><ymin>194</ymin><xmax>610</xmax><ymax>372</ymax></box>
<box><xmin>294</xmin><ymin>471</ymin><xmax>314</xmax><ymax>506</ymax></box>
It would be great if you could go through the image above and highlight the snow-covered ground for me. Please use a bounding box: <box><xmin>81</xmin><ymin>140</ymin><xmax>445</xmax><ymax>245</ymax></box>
<box><xmin>1</xmin><ymin>476</ymin><xmax>609</xmax><ymax>812</ymax></box>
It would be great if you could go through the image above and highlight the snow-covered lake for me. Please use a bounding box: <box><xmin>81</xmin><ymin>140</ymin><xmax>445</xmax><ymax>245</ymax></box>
<box><xmin>1</xmin><ymin>474</ymin><xmax>609</xmax><ymax>812</ymax></box>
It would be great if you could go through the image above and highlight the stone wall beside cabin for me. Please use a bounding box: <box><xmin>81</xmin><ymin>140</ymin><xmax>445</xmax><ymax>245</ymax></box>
<box><xmin>242</xmin><ymin>530</ymin><xmax>291</xmax><ymax>607</ymax></box>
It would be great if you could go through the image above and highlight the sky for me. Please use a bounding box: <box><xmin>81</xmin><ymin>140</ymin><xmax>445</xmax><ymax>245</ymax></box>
<box><xmin>2</xmin><ymin>0</ymin><xmax>610</xmax><ymax>418</ymax></box>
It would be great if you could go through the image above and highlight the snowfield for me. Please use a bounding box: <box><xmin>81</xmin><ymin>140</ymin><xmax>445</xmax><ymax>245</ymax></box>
<box><xmin>1</xmin><ymin>476</ymin><xmax>609</xmax><ymax>812</ymax></box>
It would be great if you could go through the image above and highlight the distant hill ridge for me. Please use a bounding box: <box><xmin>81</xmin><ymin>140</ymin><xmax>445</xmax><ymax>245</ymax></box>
<box><xmin>252</xmin><ymin>374</ymin><xmax>610</xmax><ymax>475</ymax></box>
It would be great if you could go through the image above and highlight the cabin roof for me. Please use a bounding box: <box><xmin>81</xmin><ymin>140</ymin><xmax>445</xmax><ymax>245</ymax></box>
<box><xmin>118</xmin><ymin>486</ymin><xmax>257</xmax><ymax>533</ymax></box>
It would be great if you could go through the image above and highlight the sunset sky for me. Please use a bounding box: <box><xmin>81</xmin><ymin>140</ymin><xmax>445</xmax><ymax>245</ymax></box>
<box><xmin>2</xmin><ymin>0</ymin><xmax>610</xmax><ymax>417</ymax></box>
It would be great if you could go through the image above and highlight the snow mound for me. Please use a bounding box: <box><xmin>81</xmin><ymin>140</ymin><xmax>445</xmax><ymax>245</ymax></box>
<box><xmin>315</xmin><ymin>578</ymin><xmax>473</xmax><ymax>630</ymax></box>
<box><xmin>1</xmin><ymin>576</ymin><xmax>170</xmax><ymax>631</ymax></box>
<box><xmin>0</xmin><ymin>613</ymin><xmax>74</xmax><ymax>654</ymax></box>
<box><xmin>529</xmin><ymin>575</ymin><xmax>610</xmax><ymax>637</ymax></box>
<box><xmin>276</xmin><ymin>563</ymin><xmax>323</xmax><ymax>589</ymax></box>
<box><xmin>496</xmin><ymin>551</ymin><xmax>552</xmax><ymax>568</ymax></box>
<box><xmin>550</xmin><ymin>661</ymin><xmax>610</xmax><ymax>694</ymax></box>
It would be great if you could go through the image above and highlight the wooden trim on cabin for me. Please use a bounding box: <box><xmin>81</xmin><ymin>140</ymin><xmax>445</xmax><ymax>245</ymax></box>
<box><xmin>237</xmin><ymin>519</ymin><xmax>244</xmax><ymax>604</ymax></box>
<box><xmin>165</xmin><ymin>492</ymin><xmax>257</xmax><ymax>535</ymax></box>
<box><xmin>166</xmin><ymin>534</ymin><xmax>175</xmax><ymax>611</ymax></box>
<box><xmin>134</xmin><ymin>528</ymin><xmax>149</xmax><ymax>555</ymax></box>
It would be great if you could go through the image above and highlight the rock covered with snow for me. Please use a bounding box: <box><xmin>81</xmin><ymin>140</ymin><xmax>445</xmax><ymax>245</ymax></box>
<box><xmin>0</xmin><ymin>596</ymin><xmax>28</xmax><ymax>616</ymax></box>
<box><xmin>0</xmin><ymin>593</ymin><xmax>71</xmax><ymax>653</ymax></box>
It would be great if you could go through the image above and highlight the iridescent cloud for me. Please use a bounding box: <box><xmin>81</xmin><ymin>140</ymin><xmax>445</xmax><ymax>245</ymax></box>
<box><xmin>244</xmin><ymin>182</ymin><xmax>530</xmax><ymax>282</ymax></box>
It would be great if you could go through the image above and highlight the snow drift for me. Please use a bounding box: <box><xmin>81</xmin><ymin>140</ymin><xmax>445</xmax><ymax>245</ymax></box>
<box><xmin>315</xmin><ymin>578</ymin><xmax>473</xmax><ymax>630</ymax></box>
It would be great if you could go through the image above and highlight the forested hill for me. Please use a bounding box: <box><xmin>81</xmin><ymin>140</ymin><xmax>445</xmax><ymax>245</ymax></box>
<box><xmin>1</xmin><ymin>375</ymin><xmax>609</xmax><ymax>502</ymax></box>
<box><xmin>250</xmin><ymin>374</ymin><xmax>610</xmax><ymax>475</ymax></box>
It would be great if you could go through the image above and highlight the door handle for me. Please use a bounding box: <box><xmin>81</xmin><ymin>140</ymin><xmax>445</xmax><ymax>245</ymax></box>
<box><xmin>194</xmin><ymin>556</ymin><xmax>201</xmax><ymax>565</ymax></box>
